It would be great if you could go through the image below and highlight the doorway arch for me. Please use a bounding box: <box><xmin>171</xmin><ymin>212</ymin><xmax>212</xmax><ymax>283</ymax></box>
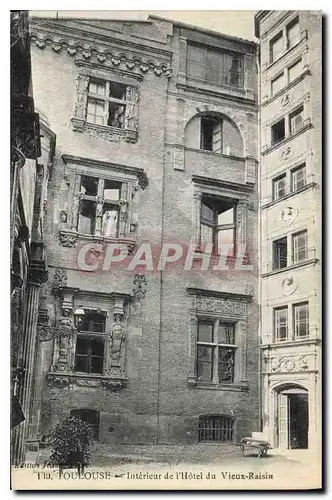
<box><xmin>274</xmin><ymin>383</ymin><xmax>308</xmax><ymax>450</ymax></box>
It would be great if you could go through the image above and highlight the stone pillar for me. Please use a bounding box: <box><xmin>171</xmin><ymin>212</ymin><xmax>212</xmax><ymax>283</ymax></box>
<box><xmin>12</xmin><ymin>261</ymin><xmax>46</xmax><ymax>463</ymax></box>
<box><xmin>95</xmin><ymin>178</ymin><xmax>104</xmax><ymax>236</ymax></box>
<box><xmin>237</xmin><ymin>320</ymin><xmax>248</xmax><ymax>384</ymax></box>
<box><xmin>26</xmin><ymin>315</ymin><xmax>53</xmax><ymax>448</ymax></box>
<box><xmin>192</xmin><ymin>191</ymin><xmax>202</xmax><ymax>249</ymax></box>
<box><xmin>187</xmin><ymin>315</ymin><xmax>198</xmax><ymax>386</ymax></box>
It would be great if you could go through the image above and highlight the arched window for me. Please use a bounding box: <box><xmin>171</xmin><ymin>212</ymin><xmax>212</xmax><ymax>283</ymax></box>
<box><xmin>185</xmin><ymin>114</ymin><xmax>243</xmax><ymax>157</ymax></box>
<box><xmin>70</xmin><ymin>409</ymin><xmax>100</xmax><ymax>440</ymax></box>
<box><xmin>198</xmin><ymin>415</ymin><xmax>235</xmax><ymax>442</ymax></box>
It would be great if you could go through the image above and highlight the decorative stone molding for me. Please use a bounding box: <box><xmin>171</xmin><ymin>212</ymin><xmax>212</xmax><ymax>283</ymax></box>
<box><xmin>59</xmin><ymin>230</ymin><xmax>78</xmax><ymax>247</ymax></box>
<box><xmin>30</xmin><ymin>32</ymin><xmax>173</xmax><ymax>79</ymax></box>
<box><xmin>47</xmin><ymin>373</ymin><xmax>128</xmax><ymax>392</ymax></box>
<box><xmin>281</xmin><ymin>206</ymin><xmax>298</xmax><ymax>226</ymax></box>
<box><xmin>194</xmin><ymin>296</ymin><xmax>247</xmax><ymax>317</ymax></box>
<box><xmin>281</xmin><ymin>93</ymin><xmax>292</xmax><ymax>107</ymax></box>
<box><xmin>27</xmin><ymin>260</ymin><xmax>48</xmax><ymax>286</ymax></box>
<box><xmin>281</xmin><ymin>275</ymin><xmax>298</xmax><ymax>296</ymax></box>
<box><xmin>54</xmin><ymin>309</ymin><xmax>75</xmax><ymax>373</ymax></box>
<box><xmin>244</xmin><ymin>284</ymin><xmax>254</xmax><ymax>296</ymax></box>
<box><xmin>132</xmin><ymin>275</ymin><xmax>148</xmax><ymax>301</ymax></box>
<box><xmin>280</xmin><ymin>146</ymin><xmax>293</xmax><ymax>161</ymax></box>
<box><xmin>52</xmin><ymin>267</ymin><xmax>68</xmax><ymax>294</ymax></box>
<box><xmin>36</xmin><ymin>324</ymin><xmax>54</xmax><ymax>342</ymax></box>
<box><xmin>173</xmin><ymin>145</ymin><xmax>185</xmax><ymax>171</ymax></box>
<box><xmin>267</xmin><ymin>353</ymin><xmax>315</xmax><ymax>373</ymax></box>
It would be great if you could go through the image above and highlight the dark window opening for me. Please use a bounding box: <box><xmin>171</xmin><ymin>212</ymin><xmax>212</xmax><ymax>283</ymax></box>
<box><xmin>70</xmin><ymin>409</ymin><xmax>100</xmax><ymax>440</ymax></box>
<box><xmin>75</xmin><ymin>336</ymin><xmax>104</xmax><ymax>374</ymax></box>
<box><xmin>78</xmin><ymin>200</ymin><xmax>96</xmax><ymax>235</ymax></box>
<box><xmin>271</xmin><ymin>119</ymin><xmax>285</xmax><ymax>145</ymax></box>
<box><xmin>109</xmin><ymin>82</ymin><xmax>127</xmax><ymax>100</ymax></box>
<box><xmin>273</xmin><ymin>237</ymin><xmax>288</xmax><ymax>270</ymax></box>
<box><xmin>81</xmin><ymin>311</ymin><xmax>106</xmax><ymax>333</ymax></box>
<box><xmin>200</xmin><ymin>117</ymin><xmax>217</xmax><ymax>151</ymax></box>
<box><xmin>108</xmin><ymin>102</ymin><xmax>125</xmax><ymax>128</ymax></box>
<box><xmin>198</xmin><ymin>415</ymin><xmax>235</xmax><ymax>442</ymax></box>
<box><xmin>81</xmin><ymin>176</ymin><xmax>98</xmax><ymax>197</ymax></box>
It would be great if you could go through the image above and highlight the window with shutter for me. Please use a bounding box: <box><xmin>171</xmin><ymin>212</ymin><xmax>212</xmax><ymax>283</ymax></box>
<box><xmin>289</xmin><ymin>106</ymin><xmax>304</xmax><ymax>135</ymax></box>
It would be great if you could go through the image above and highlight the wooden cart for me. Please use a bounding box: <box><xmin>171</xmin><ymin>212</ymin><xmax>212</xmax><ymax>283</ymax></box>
<box><xmin>236</xmin><ymin>437</ymin><xmax>272</xmax><ymax>458</ymax></box>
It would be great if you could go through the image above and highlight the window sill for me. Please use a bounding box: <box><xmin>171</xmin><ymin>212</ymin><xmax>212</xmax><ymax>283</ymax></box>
<box><xmin>47</xmin><ymin>372</ymin><xmax>128</xmax><ymax>392</ymax></box>
<box><xmin>260</xmin><ymin>337</ymin><xmax>321</xmax><ymax>349</ymax></box>
<box><xmin>71</xmin><ymin>117</ymin><xmax>138</xmax><ymax>143</ymax></box>
<box><xmin>261</xmin><ymin>258</ymin><xmax>318</xmax><ymax>278</ymax></box>
<box><xmin>187</xmin><ymin>378</ymin><xmax>249</xmax><ymax>392</ymax></box>
<box><xmin>58</xmin><ymin>229</ymin><xmax>136</xmax><ymax>252</ymax></box>
<box><xmin>261</xmin><ymin>182</ymin><xmax>317</xmax><ymax>210</ymax></box>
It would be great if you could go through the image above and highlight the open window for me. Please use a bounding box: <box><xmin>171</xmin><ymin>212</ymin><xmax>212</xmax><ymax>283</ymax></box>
<box><xmin>200</xmin><ymin>197</ymin><xmax>236</xmax><ymax>255</ymax></box>
<box><xmin>87</xmin><ymin>79</ymin><xmax>127</xmax><ymax>129</ymax></box>
<box><xmin>273</xmin><ymin>236</ymin><xmax>288</xmax><ymax>270</ymax></box>
<box><xmin>77</xmin><ymin>176</ymin><xmax>124</xmax><ymax>238</ymax></box>
<box><xmin>289</xmin><ymin>106</ymin><xmax>304</xmax><ymax>135</ymax></box>
<box><xmin>271</xmin><ymin>119</ymin><xmax>285</xmax><ymax>145</ymax></box>
<box><xmin>200</xmin><ymin>116</ymin><xmax>243</xmax><ymax>156</ymax></box>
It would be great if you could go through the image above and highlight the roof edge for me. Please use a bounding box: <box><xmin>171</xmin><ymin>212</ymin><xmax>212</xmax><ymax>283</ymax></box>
<box><xmin>148</xmin><ymin>14</ymin><xmax>258</xmax><ymax>46</ymax></box>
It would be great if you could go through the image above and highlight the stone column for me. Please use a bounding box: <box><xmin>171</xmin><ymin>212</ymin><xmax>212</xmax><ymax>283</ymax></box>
<box><xmin>12</xmin><ymin>261</ymin><xmax>46</xmax><ymax>463</ymax></box>
<box><xmin>236</xmin><ymin>319</ymin><xmax>248</xmax><ymax>384</ymax></box>
<box><xmin>187</xmin><ymin>315</ymin><xmax>198</xmax><ymax>386</ymax></box>
<box><xmin>26</xmin><ymin>315</ymin><xmax>54</xmax><ymax>447</ymax></box>
<box><xmin>192</xmin><ymin>190</ymin><xmax>202</xmax><ymax>249</ymax></box>
<box><xmin>95</xmin><ymin>179</ymin><xmax>104</xmax><ymax>236</ymax></box>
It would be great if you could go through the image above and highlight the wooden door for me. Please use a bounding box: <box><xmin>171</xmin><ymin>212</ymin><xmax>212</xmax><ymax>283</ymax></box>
<box><xmin>278</xmin><ymin>393</ymin><xmax>289</xmax><ymax>449</ymax></box>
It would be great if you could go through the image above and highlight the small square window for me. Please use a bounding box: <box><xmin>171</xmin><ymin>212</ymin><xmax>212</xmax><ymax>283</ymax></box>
<box><xmin>271</xmin><ymin>119</ymin><xmax>285</xmax><ymax>145</ymax></box>
<box><xmin>273</xmin><ymin>236</ymin><xmax>288</xmax><ymax>270</ymax></box>
<box><xmin>200</xmin><ymin>198</ymin><xmax>236</xmax><ymax>255</ymax></box>
<box><xmin>273</xmin><ymin>174</ymin><xmax>287</xmax><ymax>200</ymax></box>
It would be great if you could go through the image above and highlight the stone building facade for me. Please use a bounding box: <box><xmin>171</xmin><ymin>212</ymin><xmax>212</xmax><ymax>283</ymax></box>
<box><xmin>27</xmin><ymin>15</ymin><xmax>260</xmax><ymax>448</ymax></box>
<box><xmin>10</xmin><ymin>11</ymin><xmax>55</xmax><ymax>463</ymax></box>
<box><xmin>255</xmin><ymin>11</ymin><xmax>321</xmax><ymax>451</ymax></box>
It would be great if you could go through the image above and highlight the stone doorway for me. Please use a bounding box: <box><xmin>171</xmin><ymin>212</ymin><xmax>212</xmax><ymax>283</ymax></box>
<box><xmin>277</xmin><ymin>386</ymin><xmax>308</xmax><ymax>450</ymax></box>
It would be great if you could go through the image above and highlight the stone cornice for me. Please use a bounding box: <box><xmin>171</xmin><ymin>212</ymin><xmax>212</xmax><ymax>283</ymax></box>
<box><xmin>29</xmin><ymin>18</ymin><xmax>173</xmax><ymax>79</ymax></box>
<box><xmin>187</xmin><ymin>287</ymin><xmax>252</xmax><ymax>302</ymax></box>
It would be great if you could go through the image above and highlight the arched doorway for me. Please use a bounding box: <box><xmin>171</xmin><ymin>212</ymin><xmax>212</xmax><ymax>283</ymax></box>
<box><xmin>70</xmin><ymin>409</ymin><xmax>100</xmax><ymax>440</ymax></box>
<box><xmin>276</xmin><ymin>384</ymin><xmax>308</xmax><ymax>449</ymax></box>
